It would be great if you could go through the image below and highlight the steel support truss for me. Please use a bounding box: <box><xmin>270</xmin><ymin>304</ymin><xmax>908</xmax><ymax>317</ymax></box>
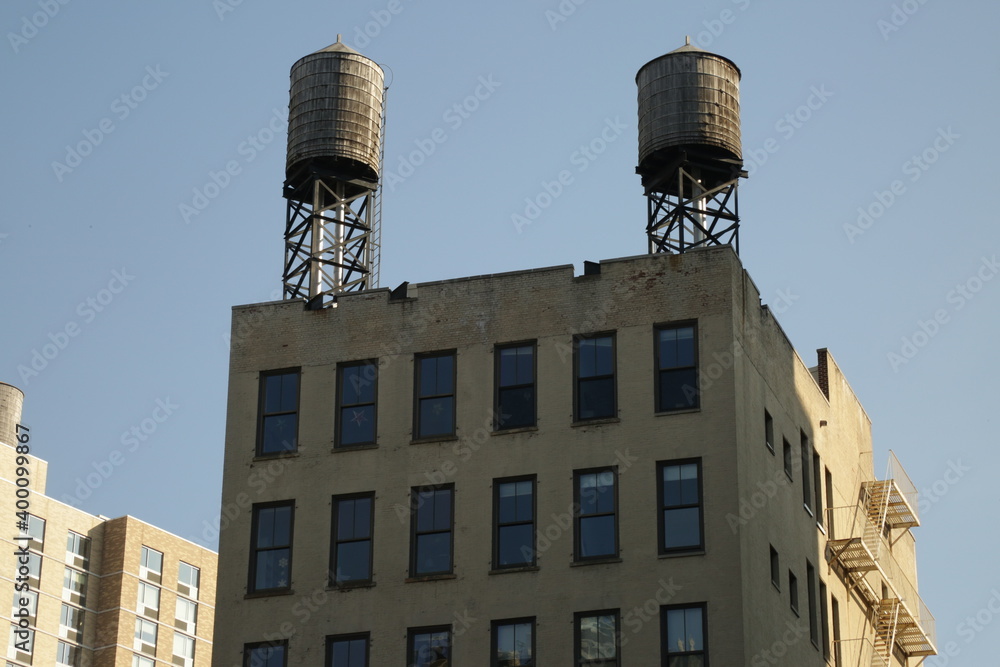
<box><xmin>283</xmin><ymin>175</ymin><xmax>380</xmax><ymax>309</ymax></box>
<box><xmin>645</xmin><ymin>160</ymin><xmax>743</xmax><ymax>255</ymax></box>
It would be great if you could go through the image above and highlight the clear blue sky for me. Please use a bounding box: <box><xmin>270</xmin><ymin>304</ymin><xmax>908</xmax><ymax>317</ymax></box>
<box><xmin>2</xmin><ymin>0</ymin><xmax>997</xmax><ymax>662</ymax></box>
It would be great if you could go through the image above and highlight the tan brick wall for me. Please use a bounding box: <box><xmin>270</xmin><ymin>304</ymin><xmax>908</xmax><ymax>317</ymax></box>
<box><xmin>213</xmin><ymin>247</ymin><xmax>931</xmax><ymax>666</ymax></box>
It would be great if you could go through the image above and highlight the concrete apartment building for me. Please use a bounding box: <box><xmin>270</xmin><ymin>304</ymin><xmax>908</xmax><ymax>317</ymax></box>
<box><xmin>212</xmin><ymin>247</ymin><xmax>935</xmax><ymax>666</ymax></box>
<box><xmin>0</xmin><ymin>382</ymin><xmax>217</xmax><ymax>667</ymax></box>
<box><xmin>210</xmin><ymin>39</ymin><xmax>936</xmax><ymax>666</ymax></box>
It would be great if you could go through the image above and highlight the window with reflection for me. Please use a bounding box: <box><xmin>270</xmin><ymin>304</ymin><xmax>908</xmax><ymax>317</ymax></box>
<box><xmin>494</xmin><ymin>477</ymin><xmax>535</xmax><ymax>569</ymax></box>
<box><xmin>331</xmin><ymin>493</ymin><xmax>374</xmax><ymax>585</ymax></box>
<box><xmin>415</xmin><ymin>353</ymin><xmax>455</xmax><ymax>439</ymax></box>
<box><xmin>658</xmin><ymin>459</ymin><xmax>703</xmax><ymax>553</ymax></box>
<box><xmin>575</xmin><ymin>469</ymin><xmax>617</xmax><ymax>561</ymax></box>
<box><xmin>492</xmin><ymin>618</ymin><xmax>534</xmax><ymax>666</ymax></box>
<box><xmin>575</xmin><ymin>335</ymin><xmax>615</xmax><ymax>420</ymax></box>
<box><xmin>656</xmin><ymin>324</ymin><xmax>698</xmax><ymax>411</ymax></box>
<box><xmin>337</xmin><ymin>361</ymin><xmax>377</xmax><ymax>447</ymax></box>
<box><xmin>257</xmin><ymin>369</ymin><xmax>299</xmax><ymax>455</ymax></box>
<box><xmin>575</xmin><ymin>611</ymin><xmax>619</xmax><ymax>666</ymax></box>
<box><xmin>661</xmin><ymin>604</ymin><xmax>707</xmax><ymax>665</ymax></box>
<box><xmin>249</xmin><ymin>502</ymin><xmax>294</xmax><ymax>593</ymax></box>
<box><xmin>495</xmin><ymin>343</ymin><xmax>535</xmax><ymax>429</ymax></box>
<box><xmin>410</xmin><ymin>486</ymin><xmax>453</xmax><ymax>576</ymax></box>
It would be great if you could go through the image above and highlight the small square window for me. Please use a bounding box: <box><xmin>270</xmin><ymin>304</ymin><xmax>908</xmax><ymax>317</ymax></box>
<box><xmin>59</xmin><ymin>604</ymin><xmax>83</xmax><ymax>642</ymax></box>
<box><xmin>63</xmin><ymin>567</ymin><xmax>88</xmax><ymax>606</ymax></box>
<box><xmin>575</xmin><ymin>334</ymin><xmax>616</xmax><ymax>421</ymax></box>
<box><xmin>177</xmin><ymin>562</ymin><xmax>200</xmax><ymax>600</ymax></box>
<box><xmin>173</xmin><ymin>633</ymin><xmax>195</xmax><ymax>667</ymax></box>
<box><xmin>175</xmin><ymin>597</ymin><xmax>197</xmax><ymax>635</ymax></box>
<box><xmin>22</xmin><ymin>514</ymin><xmax>45</xmax><ymax>548</ymax></box>
<box><xmin>415</xmin><ymin>352</ymin><xmax>456</xmax><ymax>439</ymax></box>
<box><xmin>326</xmin><ymin>632</ymin><xmax>369</xmax><ymax>666</ymax></box>
<box><xmin>575</xmin><ymin>610</ymin><xmax>619</xmax><ymax>666</ymax></box>
<box><xmin>407</xmin><ymin>626</ymin><xmax>451</xmax><ymax>667</ymax></box>
<box><xmin>495</xmin><ymin>343</ymin><xmax>536</xmax><ymax>430</ymax></box>
<box><xmin>140</xmin><ymin>546</ymin><xmax>163</xmax><ymax>583</ymax></box>
<box><xmin>133</xmin><ymin>618</ymin><xmax>157</xmax><ymax>655</ymax></box>
<box><xmin>8</xmin><ymin>624</ymin><xmax>34</xmax><ymax>658</ymax></box>
<box><xmin>655</xmin><ymin>324</ymin><xmax>699</xmax><ymax>411</ymax></box>
<box><xmin>11</xmin><ymin>591</ymin><xmax>37</xmax><ymax>622</ymax></box>
<box><xmin>66</xmin><ymin>532</ymin><xmax>91</xmax><ymax>569</ymax></box>
<box><xmin>244</xmin><ymin>641</ymin><xmax>286</xmax><ymax>667</ymax></box>
<box><xmin>661</xmin><ymin>603</ymin><xmax>708</xmax><ymax>664</ymax></box>
<box><xmin>136</xmin><ymin>582</ymin><xmax>160</xmax><ymax>619</ymax></box>
<box><xmin>337</xmin><ymin>361</ymin><xmax>378</xmax><ymax>448</ymax></box>
<box><xmin>56</xmin><ymin>640</ymin><xmax>81</xmax><ymax>666</ymax></box>
<box><xmin>492</xmin><ymin>618</ymin><xmax>534</xmax><ymax>666</ymax></box>
<box><xmin>257</xmin><ymin>369</ymin><xmax>300</xmax><ymax>455</ymax></box>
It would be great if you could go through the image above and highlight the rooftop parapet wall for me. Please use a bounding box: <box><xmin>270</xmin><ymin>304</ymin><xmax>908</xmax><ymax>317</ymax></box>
<box><xmin>229</xmin><ymin>247</ymin><xmax>744</xmax><ymax>374</ymax></box>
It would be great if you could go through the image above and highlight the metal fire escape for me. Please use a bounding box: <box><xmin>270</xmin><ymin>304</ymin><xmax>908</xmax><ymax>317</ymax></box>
<box><xmin>826</xmin><ymin>451</ymin><xmax>936</xmax><ymax>666</ymax></box>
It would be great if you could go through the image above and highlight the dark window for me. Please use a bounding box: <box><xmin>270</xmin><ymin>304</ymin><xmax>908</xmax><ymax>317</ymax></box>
<box><xmin>326</xmin><ymin>633</ymin><xmax>369</xmax><ymax>667</ymax></box>
<box><xmin>415</xmin><ymin>352</ymin><xmax>456</xmax><ymax>439</ymax></box>
<box><xmin>770</xmin><ymin>546</ymin><xmax>780</xmax><ymax>590</ymax></box>
<box><xmin>832</xmin><ymin>596</ymin><xmax>842</xmax><ymax>667</ymax></box>
<box><xmin>656</xmin><ymin>324</ymin><xmax>698</xmax><ymax>411</ymax></box>
<box><xmin>407</xmin><ymin>626</ymin><xmax>451</xmax><ymax>667</ymax></box>
<box><xmin>495</xmin><ymin>343</ymin><xmax>536</xmax><ymax>430</ymax></box>
<box><xmin>801</xmin><ymin>431</ymin><xmax>812</xmax><ymax>512</ymax></box>
<box><xmin>492</xmin><ymin>618</ymin><xmax>534</xmax><ymax>666</ymax></box>
<box><xmin>807</xmin><ymin>561</ymin><xmax>818</xmax><ymax>647</ymax></box>
<box><xmin>337</xmin><ymin>361</ymin><xmax>377</xmax><ymax>447</ymax></box>
<box><xmin>575</xmin><ymin>611</ymin><xmax>619</xmax><ymax>666</ymax></box>
<box><xmin>825</xmin><ymin>468</ymin><xmax>835</xmax><ymax>535</ymax></box>
<box><xmin>820</xmin><ymin>579</ymin><xmax>830</xmax><ymax>660</ymax></box>
<box><xmin>789</xmin><ymin>571</ymin><xmax>799</xmax><ymax>615</ymax></box>
<box><xmin>813</xmin><ymin>453</ymin><xmax>824</xmax><ymax>527</ymax></box>
<box><xmin>764</xmin><ymin>411</ymin><xmax>774</xmax><ymax>453</ymax></box>
<box><xmin>244</xmin><ymin>642</ymin><xmax>287</xmax><ymax>667</ymax></box>
<box><xmin>249</xmin><ymin>502</ymin><xmax>293</xmax><ymax>593</ymax></box>
<box><xmin>658</xmin><ymin>459</ymin><xmax>703</xmax><ymax>553</ymax></box>
<box><xmin>661</xmin><ymin>603</ymin><xmax>708</xmax><ymax>666</ymax></box>
<box><xmin>494</xmin><ymin>477</ymin><xmax>535</xmax><ymax>569</ymax></box>
<box><xmin>411</xmin><ymin>486</ymin><xmax>454</xmax><ymax>576</ymax></box>
<box><xmin>330</xmin><ymin>494</ymin><xmax>374</xmax><ymax>585</ymax></box>
<box><xmin>575</xmin><ymin>469</ymin><xmax>617</xmax><ymax>560</ymax></box>
<box><xmin>783</xmin><ymin>439</ymin><xmax>793</xmax><ymax>480</ymax></box>
<box><xmin>575</xmin><ymin>334</ymin><xmax>616</xmax><ymax>420</ymax></box>
<box><xmin>258</xmin><ymin>369</ymin><xmax>299</xmax><ymax>455</ymax></box>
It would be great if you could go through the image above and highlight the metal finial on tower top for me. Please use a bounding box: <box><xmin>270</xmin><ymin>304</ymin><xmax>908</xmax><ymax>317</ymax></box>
<box><xmin>685</xmin><ymin>35</ymin><xmax>691</xmax><ymax>45</ymax></box>
<box><xmin>636</xmin><ymin>43</ymin><xmax>745</xmax><ymax>254</ymax></box>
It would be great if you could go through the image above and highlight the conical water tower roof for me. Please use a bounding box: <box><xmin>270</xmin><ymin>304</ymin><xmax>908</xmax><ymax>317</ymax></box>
<box><xmin>312</xmin><ymin>36</ymin><xmax>362</xmax><ymax>56</ymax></box>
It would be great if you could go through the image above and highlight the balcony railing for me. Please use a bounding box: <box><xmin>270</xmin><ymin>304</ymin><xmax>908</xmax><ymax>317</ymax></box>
<box><xmin>826</xmin><ymin>505</ymin><xmax>936</xmax><ymax>656</ymax></box>
<box><xmin>862</xmin><ymin>450</ymin><xmax>920</xmax><ymax>529</ymax></box>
